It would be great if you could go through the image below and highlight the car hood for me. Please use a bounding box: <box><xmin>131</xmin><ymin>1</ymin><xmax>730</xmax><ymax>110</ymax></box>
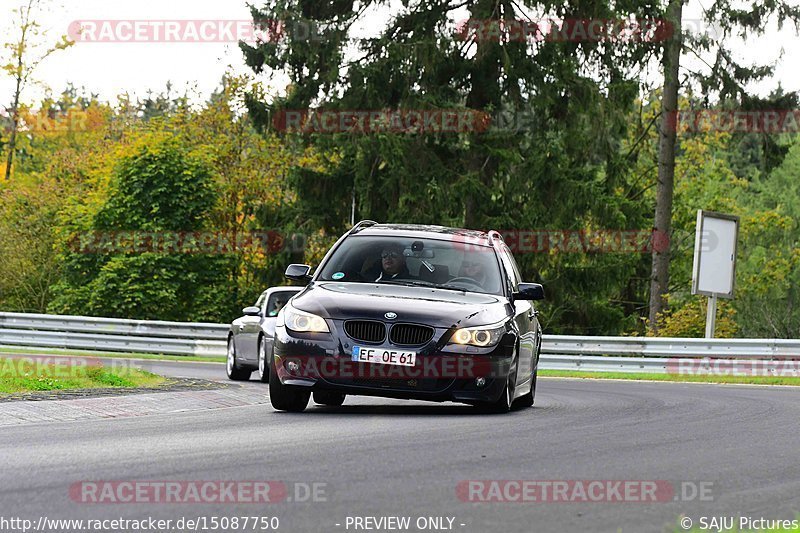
<box><xmin>291</xmin><ymin>282</ymin><xmax>509</xmax><ymax>328</ymax></box>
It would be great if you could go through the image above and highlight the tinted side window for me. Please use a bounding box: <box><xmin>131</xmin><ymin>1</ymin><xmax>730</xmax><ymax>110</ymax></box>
<box><xmin>498</xmin><ymin>245</ymin><xmax>521</xmax><ymax>291</ymax></box>
<box><xmin>504</xmin><ymin>245</ymin><xmax>523</xmax><ymax>286</ymax></box>
<box><xmin>266</xmin><ymin>291</ymin><xmax>294</xmax><ymax>317</ymax></box>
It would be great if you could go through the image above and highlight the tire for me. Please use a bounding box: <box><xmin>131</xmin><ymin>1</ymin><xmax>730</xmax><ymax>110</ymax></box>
<box><xmin>475</xmin><ymin>376</ymin><xmax>513</xmax><ymax>414</ymax></box>
<box><xmin>490</xmin><ymin>378</ymin><xmax>513</xmax><ymax>413</ymax></box>
<box><xmin>512</xmin><ymin>369</ymin><xmax>536</xmax><ymax>409</ymax></box>
<box><xmin>513</xmin><ymin>341</ymin><xmax>541</xmax><ymax>410</ymax></box>
<box><xmin>313</xmin><ymin>391</ymin><xmax>346</xmax><ymax>406</ymax></box>
<box><xmin>226</xmin><ymin>336</ymin><xmax>252</xmax><ymax>381</ymax></box>
<box><xmin>269</xmin><ymin>355</ymin><xmax>310</xmax><ymax>412</ymax></box>
<box><xmin>257</xmin><ymin>337</ymin><xmax>269</xmax><ymax>383</ymax></box>
<box><xmin>476</xmin><ymin>352</ymin><xmax>519</xmax><ymax>414</ymax></box>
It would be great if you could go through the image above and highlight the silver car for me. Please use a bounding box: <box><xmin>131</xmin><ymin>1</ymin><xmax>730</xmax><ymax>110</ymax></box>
<box><xmin>226</xmin><ymin>286</ymin><xmax>302</xmax><ymax>382</ymax></box>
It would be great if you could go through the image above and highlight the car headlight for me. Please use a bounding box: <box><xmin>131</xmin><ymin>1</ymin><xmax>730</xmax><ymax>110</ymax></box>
<box><xmin>282</xmin><ymin>306</ymin><xmax>330</xmax><ymax>333</ymax></box>
<box><xmin>448</xmin><ymin>324</ymin><xmax>505</xmax><ymax>347</ymax></box>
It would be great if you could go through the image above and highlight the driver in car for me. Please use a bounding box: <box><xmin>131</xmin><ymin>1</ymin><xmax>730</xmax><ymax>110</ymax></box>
<box><xmin>268</xmin><ymin>297</ymin><xmax>287</xmax><ymax>317</ymax></box>
<box><xmin>375</xmin><ymin>244</ymin><xmax>413</xmax><ymax>282</ymax></box>
<box><xmin>460</xmin><ymin>259</ymin><xmax>487</xmax><ymax>288</ymax></box>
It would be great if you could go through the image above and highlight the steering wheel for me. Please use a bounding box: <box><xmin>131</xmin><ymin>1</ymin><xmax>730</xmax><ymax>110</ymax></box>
<box><xmin>446</xmin><ymin>276</ymin><xmax>484</xmax><ymax>289</ymax></box>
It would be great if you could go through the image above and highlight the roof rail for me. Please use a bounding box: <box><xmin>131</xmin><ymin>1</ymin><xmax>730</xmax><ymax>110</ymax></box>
<box><xmin>350</xmin><ymin>220</ymin><xmax>379</xmax><ymax>233</ymax></box>
<box><xmin>487</xmin><ymin>230</ymin><xmax>504</xmax><ymax>246</ymax></box>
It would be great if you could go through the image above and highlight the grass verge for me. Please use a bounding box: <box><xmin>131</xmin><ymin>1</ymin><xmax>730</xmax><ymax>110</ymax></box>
<box><xmin>0</xmin><ymin>356</ymin><xmax>166</xmax><ymax>393</ymax></box>
<box><xmin>0</xmin><ymin>346</ymin><xmax>226</xmax><ymax>363</ymax></box>
<box><xmin>540</xmin><ymin>369</ymin><xmax>800</xmax><ymax>386</ymax></box>
<box><xmin>3</xmin><ymin>348</ymin><xmax>798</xmax><ymax>386</ymax></box>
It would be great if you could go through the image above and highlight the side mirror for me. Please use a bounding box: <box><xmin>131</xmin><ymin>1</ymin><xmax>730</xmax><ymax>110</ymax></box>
<box><xmin>242</xmin><ymin>306</ymin><xmax>262</xmax><ymax>316</ymax></box>
<box><xmin>285</xmin><ymin>263</ymin><xmax>312</xmax><ymax>282</ymax></box>
<box><xmin>515</xmin><ymin>282</ymin><xmax>545</xmax><ymax>301</ymax></box>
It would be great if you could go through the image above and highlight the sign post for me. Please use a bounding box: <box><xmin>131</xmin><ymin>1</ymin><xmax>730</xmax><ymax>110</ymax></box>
<box><xmin>704</xmin><ymin>294</ymin><xmax>717</xmax><ymax>338</ymax></box>
<box><xmin>691</xmin><ymin>210</ymin><xmax>739</xmax><ymax>338</ymax></box>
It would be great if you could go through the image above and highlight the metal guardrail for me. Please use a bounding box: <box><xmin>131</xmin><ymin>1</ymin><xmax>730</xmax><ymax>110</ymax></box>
<box><xmin>1</xmin><ymin>312</ymin><xmax>798</xmax><ymax>371</ymax></box>
<box><xmin>542</xmin><ymin>355</ymin><xmax>675</xmax><ymax>373</ymax></box>
<box><xmin>0</xmin><ymin>312</ymin><xmax>226</xmax><ymax>339</ymax></box>
<box><xmin>0</xmin><ymin>313</ymin><xmax>226</xmax><ymax>357</ymax></box>
<box><xmin>543</xmin><ymin>335</ymin><xmax>800</xmax><ymax>359</ymax></box>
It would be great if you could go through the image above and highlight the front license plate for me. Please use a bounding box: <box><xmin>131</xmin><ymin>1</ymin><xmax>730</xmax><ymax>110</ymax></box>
<box><xmin>352</xmin><ymin>346</ymin><xmax>416</xmax><ymax>367</ymax></box>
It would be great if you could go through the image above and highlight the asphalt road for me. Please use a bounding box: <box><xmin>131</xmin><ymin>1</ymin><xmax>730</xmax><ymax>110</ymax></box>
<box><xmin>1</xmin><ymin>359</ymin><xmax>799</xmax><ymax>533</ymax></box>
<box><xmin>135</xmin><ymin>358</ymin><xmax>235</xmax><ymax>383</ymax></box>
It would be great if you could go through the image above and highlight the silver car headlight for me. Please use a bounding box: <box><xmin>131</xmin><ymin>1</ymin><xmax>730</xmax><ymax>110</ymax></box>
<box><xmin>282</xmin><ymin>306</ymin><xmax>330</xmax><ymax>333</ymax></box>
<box><xmin>448</xmin><ymin>324</ymin><xmax>505</xmax><ymax>347</ymax></box>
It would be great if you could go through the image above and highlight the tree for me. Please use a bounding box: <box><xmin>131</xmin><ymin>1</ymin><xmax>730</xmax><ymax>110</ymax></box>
<box><xmin>182</xmin><ymin>74</ymin><xmax>318</xmax><ymax>307</ymax></box>
<box><xmin>647</xmin><ymin>0</ymin><xmax>800</xmax><ymax>331</ymax></box>
<box><xmin>1</xmin><ymin>0</ymin><xmax>72</xmax><ymax>182</ymax></box>
<box><xmin>241</xmin><ymin>0</ymin><xmax>664</xmax><ymax>334</ymax></box>
<box><xmin>0</xmin><ymin>86</ymin><xmax>112</xmax><ymax>313</ymax></box>
<box><xmin>630</xmin><ymin>88</ymin><xmax>800</xmax><ymax>338</ymax></box>
<box><xmin>648</xmin><ymin>0</ymin><xmax>682</xmax><ymax>329</ymax></box>
<box><xmin>0</xmin><ymin>178</ymin><xmax>63</xmax><ymax>311</ymax></box>
<box><xmin>734</xmin><ymin>139</ymin><xmax>800</xmax><ymax>337</ymax></box>
<box><xmin>36</xmin><ymin>79</ymin><xmax>315</xmax><ymax>321</ymax></box>
<box><xmin>49</xmin><ymin>134</ymin><xmax>236</xmax><ymax>321</ymax></box>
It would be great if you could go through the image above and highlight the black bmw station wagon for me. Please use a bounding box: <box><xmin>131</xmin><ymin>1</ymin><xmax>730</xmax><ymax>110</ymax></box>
<box><xmin>270</xmin><ymin>221</ymin><xmax>544</xmax><ymax>413</ymax></box>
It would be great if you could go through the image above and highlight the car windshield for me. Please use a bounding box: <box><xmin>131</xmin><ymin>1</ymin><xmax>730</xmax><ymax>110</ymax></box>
<box><xmin>316</xmin><ymin>235</ymin><xmax>505</xmax><ymax>296</ymax></box>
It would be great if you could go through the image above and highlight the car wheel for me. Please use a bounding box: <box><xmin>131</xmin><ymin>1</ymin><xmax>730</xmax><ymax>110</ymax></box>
<box><xmin>269</xmin><ymin>355</ymin><xmax>310</xmax><ymax>412</ymax></box>
<box><xmin>257</xmin><ymin>337</ymin><xmax>269</xmax><ymax>383</ymax></box>
<box><xmin>475</xmin><ymin>376</ymin><xmax>513</xmax><ymax>414</ymax></box>
<box><xmin>226</xmin><ymin>337</ymin><xmax>252</xmax><ymax>381</ymax></box>
<box><xmin>477</xmin><ymin>352</ymin><xmax>519</xmax><ymax>414</ymax></box>
<box><xmin>512</xmin><ymin>369</ymin><xmax>536</xmax><ymax>409</ymax></box>
<box><xmin>313</xmin><ymin>391</ymin><xmax>346</xmax><ymax>406</ymax></box>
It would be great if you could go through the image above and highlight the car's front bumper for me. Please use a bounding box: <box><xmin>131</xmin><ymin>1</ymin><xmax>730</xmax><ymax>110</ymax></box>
<box><xmin>272</xmin><ymin>323</ymin><xmax>516</xmax><ymax>404</ymax></box>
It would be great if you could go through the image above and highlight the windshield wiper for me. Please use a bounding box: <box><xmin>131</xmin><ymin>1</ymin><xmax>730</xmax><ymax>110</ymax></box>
<box><xmin>378</xmin><ymin>280</ymin><xmax>468</xmax><ymax>292</ymax></box>
<box><xmin>433</xmin><ymin>284</ymin><xmax>471</xmax><ymax>292</ymax></box>
<box><xmin>378</xmin><ymin>279</ymin><xmax>435</xmax><ymax>287</ymax></box>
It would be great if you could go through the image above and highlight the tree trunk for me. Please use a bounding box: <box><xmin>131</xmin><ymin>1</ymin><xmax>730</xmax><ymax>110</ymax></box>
<box><xmin>4</xmin><ymin>68</ymin><xmax>23</xmax><ymax>182</ymax></box>
<box><xmin>648</xmin><ymin>0</ymin><xmax>683</xmax><ymax>331</ymax></box>
<box><xmin>463</xmin><ymin>0</ymin><xmax>501</xmax><ymax>229</ymax></box>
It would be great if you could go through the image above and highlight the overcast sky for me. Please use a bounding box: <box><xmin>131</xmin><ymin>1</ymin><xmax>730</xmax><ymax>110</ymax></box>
<box><xmin>1</xmin><ymin>0</ymin><xmax>798</xmax><ymax>108</ymax></box>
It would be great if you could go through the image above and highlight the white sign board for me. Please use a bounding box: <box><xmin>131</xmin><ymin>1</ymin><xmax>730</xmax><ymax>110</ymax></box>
<box><xmin>691</xmin><ymin>210</ymin><xmax>738</xmax><ymax>298</ymax></box>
